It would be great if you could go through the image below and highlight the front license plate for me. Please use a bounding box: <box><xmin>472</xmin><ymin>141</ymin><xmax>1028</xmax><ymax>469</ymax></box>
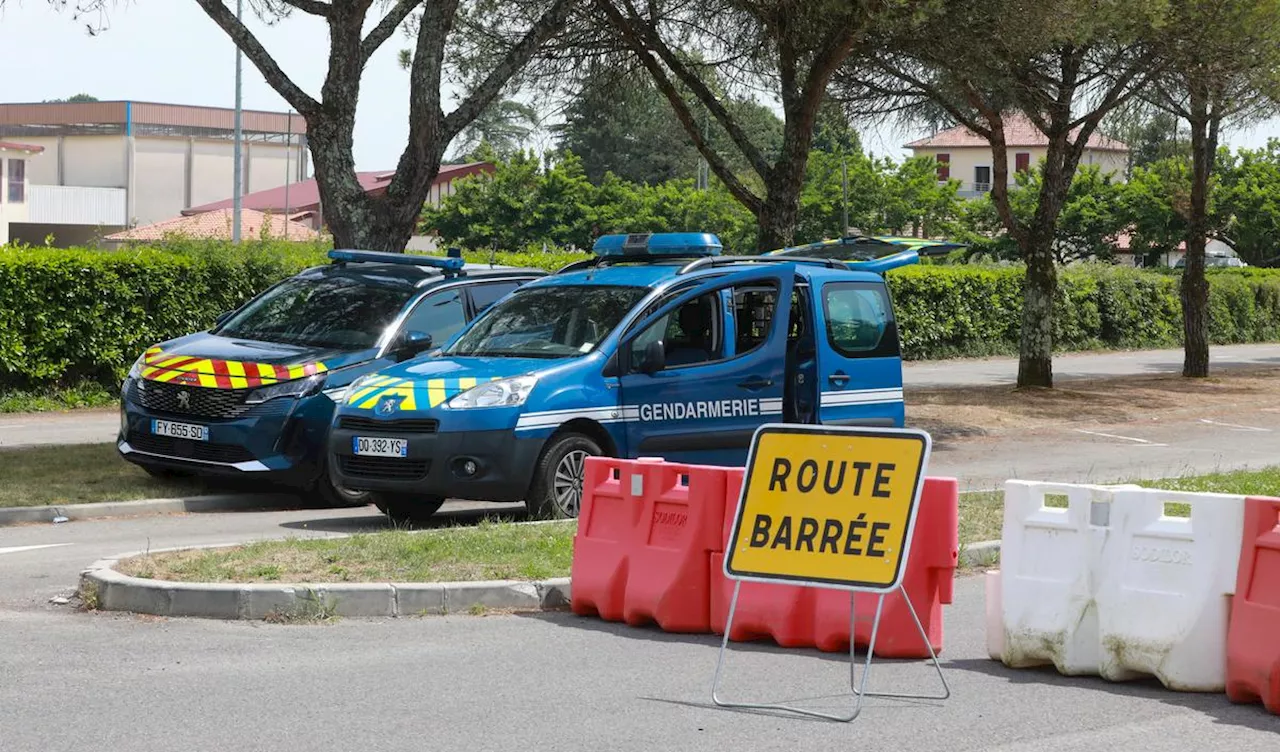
<box><xmin>151</xmin><ymin>419</ymin><xmax>209</xmax><ymax>441</ymax></box>
<box><xmin>352</xmin><ymin>436</ymin><xmax>408</xmax><ymax>457</ymax></box>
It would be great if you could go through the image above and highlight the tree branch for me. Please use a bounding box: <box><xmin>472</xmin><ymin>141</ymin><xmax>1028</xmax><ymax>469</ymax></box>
<box><xmin>594</xmin><ymin>0</ymin><xmax>761</xmax><ymax>212</ymax></box>
<box><xmin>442</xmin><ymin>0</ymin><xmax>577</xmax><ymax>139</ymax></box>
<box><xmin>277</xmin><ymin>0</ymin><xmax>332</xmax><ymax>16</ymax></box>
<box><xmin>361</xmin><ymin>0</ymin><xmax>419</xmax><ymax>63</ymax></box>
<box><xmin>602</xmin><ymin>0</ymin><xmax>772</xmax><ymax>181</ymax></box>
<box><xmin>192</xmin><ymin>0</ymin><xmax>319</xmax><ymax>115</ymax></box>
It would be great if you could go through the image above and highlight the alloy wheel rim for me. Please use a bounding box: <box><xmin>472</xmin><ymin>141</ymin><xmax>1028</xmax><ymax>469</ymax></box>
<box><xmin>552</xmin><ymin>449</ymin><xmax>589</xmax><ymax>517</ymax></box>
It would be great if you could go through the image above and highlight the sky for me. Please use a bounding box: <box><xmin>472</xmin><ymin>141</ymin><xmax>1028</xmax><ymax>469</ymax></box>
<box><xmin>1</xmin><ymin>1</ymin><xmax>1277</xmax><ymax>174</ymax></box>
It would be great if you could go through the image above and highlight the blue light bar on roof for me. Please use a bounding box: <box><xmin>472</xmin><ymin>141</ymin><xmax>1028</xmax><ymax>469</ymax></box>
<box><xmin>593</xmin><ymin>232</ymin><xmax>722</xmax><ymax>257</ymax></box>
<box><xmin>327</xmin><ymin>249</ymin><xmax>465</xmax><ymax>273</ymax></box>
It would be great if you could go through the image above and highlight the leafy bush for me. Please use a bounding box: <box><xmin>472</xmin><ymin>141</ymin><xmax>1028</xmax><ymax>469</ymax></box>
<box><xmin>4</xmin><ymin>242</ymin><xmax>1280</xmax><ymax>389</ymax></box>
<box><xmin>889</xmin><ymin>263</ymin><xmax>1280</xmax><ymax>360</ymax></box>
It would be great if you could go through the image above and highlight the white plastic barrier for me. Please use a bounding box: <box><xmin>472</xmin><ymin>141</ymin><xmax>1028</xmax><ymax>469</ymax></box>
<box><xmin>1097</xmin><ymin>488</ymin><xmax>1245</xmax><ymax>691</ymax></box>
<box><xmin>998</xmin><ymin>481</ymin><xmax>1116</xmax><ymax>675</ymax></box>
<box><xmin>989</xmin><ymin>480</ymin><xmax>1247</xmax><ymax>692</ymax></box>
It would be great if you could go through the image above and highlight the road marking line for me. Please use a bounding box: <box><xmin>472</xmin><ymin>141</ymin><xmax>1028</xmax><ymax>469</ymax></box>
<box><xmin>1073</xmin><ymin>429</ymin><xmax>1167</xmax><ymax>446</ymax></box>
<box><xmin>1199</xmin><ymin>419</ymin><xmax>1270</xmax><ymax>432</ymax></box>
<box><xmin>0</xmin><ymin>543</ymin><xmax>74</xmax><ymax>556</ymax></box>
<box><xmin>0</xmin><ymin>424</ymin><xmax>30</xmax><ymax>429</ymax></box>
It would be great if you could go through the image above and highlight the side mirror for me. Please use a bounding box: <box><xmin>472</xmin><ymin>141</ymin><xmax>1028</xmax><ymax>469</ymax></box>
<box><xmin>395</xmin><ymin>330</ymin><xmax>434</xmax><ymax>359</ymax></box>
<box><xmin>638</xmin><ymin>339</ymin><xmax>666</xmax><ymax>375</ymax></box>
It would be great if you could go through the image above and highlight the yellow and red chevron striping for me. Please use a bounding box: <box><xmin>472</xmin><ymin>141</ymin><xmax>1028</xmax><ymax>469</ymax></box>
<box><xmin>139</xmin><ymin>347</ymin><xmax>328</xmax><ymax>390</ymax></box>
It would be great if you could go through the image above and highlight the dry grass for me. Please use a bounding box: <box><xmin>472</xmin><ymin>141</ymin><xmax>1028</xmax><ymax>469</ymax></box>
<box><xmin>117</xmin><ymin>520</ymin><xmax>577</xmax><ymax>584</ymax></box>
<box><xmin>907</xmin><ymin>366</ymin><xmax>1280</xmax><ymax>439</ymax></box>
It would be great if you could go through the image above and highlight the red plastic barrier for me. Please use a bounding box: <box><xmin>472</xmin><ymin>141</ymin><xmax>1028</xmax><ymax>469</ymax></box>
<box><xmin>569</xmin><ymin>457</ymin><xmax>728</xmax><ymax>633</ymax></box>
<box><xmin>710</xmin><ymin>476</ymin><xmax>959</xmax><ymax>658</ymax></box>
<box><xmin>1226</xmin><ymin>496</ymin><xmax>1280</xmax><ymax>714</ymax></box>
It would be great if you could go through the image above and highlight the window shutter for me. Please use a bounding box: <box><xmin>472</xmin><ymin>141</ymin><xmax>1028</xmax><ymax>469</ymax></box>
<box><xmin>936</xmin><ymin>153</ymin><xmax>950</xmax><ymax>181</ymax></box>
<box><xmin>1015</xmin><ymin>152</ymin><xmax>1030</xmax><ymax>173</ymax></box>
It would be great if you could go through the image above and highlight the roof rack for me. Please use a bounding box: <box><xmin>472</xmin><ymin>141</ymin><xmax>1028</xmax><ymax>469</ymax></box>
<box><xmin>327</xmin><ymin>249</ymin><xmax>465</xmax><ymax>275</ymax></box>
<box><xmin>553</xmin><ymin>253</ymin><xmax>714</xmax><ymax>275</ymax></box>
<box><xmin>676</xmin><ymin>255</ymin><xmax>850</xmax><ymax>275</ymax></box>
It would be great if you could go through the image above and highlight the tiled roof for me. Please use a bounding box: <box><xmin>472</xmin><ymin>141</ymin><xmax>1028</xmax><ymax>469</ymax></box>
<box><xmin>105</xmin><ymin>208</ymin><xmax>320</xmax><ymax>242</ymax></box>
<box><xmin>182</xmin><ymin>162</ymin><xmax>493</xmax><ymax>216</ymax></box>
<box><xmin>905</xmin><ymin>113</ymin><xmax>1129</xmax><ymax>152</ymax></box>
<box><xmin>0</xmin><ymin>140</ymin><xmax>44</xmax><ymax>153</ymax></box>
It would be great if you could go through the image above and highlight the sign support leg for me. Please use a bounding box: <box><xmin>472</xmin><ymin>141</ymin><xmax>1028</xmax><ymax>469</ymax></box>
<box><xmin>711</xmin><ymin>583</ymin><xmax>948</xmax><ymax>722</ymax></box>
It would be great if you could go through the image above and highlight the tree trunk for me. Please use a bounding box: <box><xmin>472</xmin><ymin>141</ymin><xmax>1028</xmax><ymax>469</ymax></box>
<box><xmin>1018</xmin><ymin>229</ymin><xmax>1057</xmax><ymax>387</ymax></box>
<box><xmin>1182</xmin><ymin>87</ymin><xmax>1214</xmax><ymax>378</ymax></box>
<box><xmin>308</xmin><ymin>120</ymin><xmax>438</xmax><ymax>253</ymax></box>
<box><xmin>756</xmin><ymin>188</ymin><xmax>802</xmax><ymax>252</ymax></box>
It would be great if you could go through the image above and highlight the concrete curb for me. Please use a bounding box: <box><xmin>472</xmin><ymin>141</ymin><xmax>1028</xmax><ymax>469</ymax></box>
<box><xmin>0</xmin><ymin>493</ymin><xmax>300</xmax><ymax>527</ymax></box>
<box><xmin>78</xmin><ymin>547</ymin><xmax>572</xmax><ymax>620</ymax></box>
<box><xmin>959</xmin><ymin>539</ymin><xmax>1001</xmax><ymax>568</ymax></box>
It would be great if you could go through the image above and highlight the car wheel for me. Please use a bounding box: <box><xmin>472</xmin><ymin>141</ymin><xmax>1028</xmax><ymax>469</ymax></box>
<box><xmin>526</xmin><ymin>432</ymin><xmax>602</xmax><ymax>520</ymax></box>
<box><xmin>373</xmin><ymin>493</ymin><xmax>446</xmax><ymax>525</ymax></box>
<box><xmin>315</xmin><ymin>476</ymin><xmax>372</xmax><ymax>509</ymax></box>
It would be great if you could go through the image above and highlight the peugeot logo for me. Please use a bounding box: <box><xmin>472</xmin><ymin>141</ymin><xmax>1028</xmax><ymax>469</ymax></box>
<box><xmin>376</xmin><ymin>396</ymin><xmax>399</xmax><ymax>415</ymax></box>
<box><xmin>176</xmin><ymin>391</ymin><xmax>191</xmax><ymax>410</ymax></box>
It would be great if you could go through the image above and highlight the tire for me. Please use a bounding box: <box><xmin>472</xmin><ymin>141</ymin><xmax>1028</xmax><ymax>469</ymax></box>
<box><xmin>314</xmin><ymin>476</ymin><xmax>372</xmax><ymax>509</ymax></box>
<box><xmin>373</xmin><ymin>493</ymin><xmax>446</xmax><ymax>525</ymax></box>
<box><xmin>526</xmin><ymin>432</ymin><xmax>603</xmax><ymax>520</ymax></box>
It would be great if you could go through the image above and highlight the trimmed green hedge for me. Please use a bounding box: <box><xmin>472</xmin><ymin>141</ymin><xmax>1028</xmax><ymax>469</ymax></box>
<box><xmin>3</xmin><ymin>242</ymin><xmax>1280</xmax><ymax>390</ymax></box>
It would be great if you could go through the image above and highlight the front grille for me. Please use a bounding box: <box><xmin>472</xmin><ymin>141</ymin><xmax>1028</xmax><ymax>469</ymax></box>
<box><xmin>131</xmin><ymin>379</ymin><xmax>251</xmax><ymax>419</ymax></box>
<box><xmin>338</xmin><ymin>455</ymin><xmax>430</xmax><ymax>480</ymax></box>
<box><xmin>127</xmin><ymin>432</ymin><xmax>256</xmax><ymax>464</ymax></box>
<box><xmin>338</xmin><ymin>416</ymin><xmax>439</xmax><ymax>433</ymax></box>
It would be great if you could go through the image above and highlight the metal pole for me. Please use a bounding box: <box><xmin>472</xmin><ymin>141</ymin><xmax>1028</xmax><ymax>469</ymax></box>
<box><xmin>283</xmin><ymin>110</ymin><xmax>291</xmax><ymax>239</ymax></box>
<box><xmin>232</xmin><ymin>0</ymin><xmax>244</xmax><ymax>243</ymax></box>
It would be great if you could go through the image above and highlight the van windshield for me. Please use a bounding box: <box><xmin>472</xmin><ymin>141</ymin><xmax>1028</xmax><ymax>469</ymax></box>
<box><xmin>446</xmin><ymin>285</ymin><xmax>648</xmax><ymax>359</ymax></box>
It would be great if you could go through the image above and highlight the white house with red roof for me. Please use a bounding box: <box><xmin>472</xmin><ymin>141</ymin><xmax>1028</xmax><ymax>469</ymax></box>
<box><xmin>906</xmin><ymin>113</ymin><xmax>1130</xmax><ymax>198</ymax></box>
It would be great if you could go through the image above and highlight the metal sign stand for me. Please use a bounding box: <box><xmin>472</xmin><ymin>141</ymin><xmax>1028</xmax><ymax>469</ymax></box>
<box><xmin>711</xmin><ymin>579</ymin><xmax>950</xmax><ymax>722</ymax></box>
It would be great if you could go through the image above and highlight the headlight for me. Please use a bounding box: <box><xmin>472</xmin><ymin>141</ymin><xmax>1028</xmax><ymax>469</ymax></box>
<box><xmin>448</xmin><ymin>375</ymin><xmax>537</xmax><ymax>409</ymax></box>
<box><xmin>335</xmin><ymin>372</ymin><xmax>380</xmax><ymax>404</ymax></box>
<box><xmin>245</xmin><ymin>373</ymin><xmax>326</xmax><ymax>404</ymax></box>
<box><xmin>126</xmin><ymin>352</ymin><xmax>148</xmax><ymax>379</ymax></box>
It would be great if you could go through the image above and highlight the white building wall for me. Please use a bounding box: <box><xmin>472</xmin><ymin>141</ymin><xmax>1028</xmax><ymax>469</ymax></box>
<box><xmin>190</xmin><ymin>141</ymin><xmax>237</xmax><ymax>210</ymax></box>
<box><xmin>134</xmin><ymin>138</ymin><xmax>189</xmax><ymax>225</ymax></box>
<box><xmin>61</xmin><ymin>136</ymin><xmax>128</xmax><ymax>188</ymax></box>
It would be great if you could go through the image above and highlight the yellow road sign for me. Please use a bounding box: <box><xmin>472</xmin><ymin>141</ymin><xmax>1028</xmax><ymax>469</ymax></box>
<box><xmin>723</xmin><ymin>424</ymin><xmax>931</xmax><ymax>593</ymax></box>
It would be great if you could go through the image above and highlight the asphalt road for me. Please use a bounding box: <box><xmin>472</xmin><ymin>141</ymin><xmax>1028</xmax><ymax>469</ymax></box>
<box><xmin>1</xmin><ymin>557</ymin><xmax>1274</xmax><ymax>751</ymax></box>
<box><xmin>6</xmin><ymin>343</ymin><xmax>1280</xmax><ymax>448</ymax></box>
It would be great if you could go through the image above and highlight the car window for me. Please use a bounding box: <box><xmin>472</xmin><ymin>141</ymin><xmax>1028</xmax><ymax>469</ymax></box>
<box><xmin>400</xmin><ymin>289</ymin><xmax>467</xmax><ymax>348</ymax></box>
<box><xmin>732</xmin><ymin>284</ymin><xmax>780</xmax><ymax>356</ymax></box>
<box><xmin>823</xmin><ymin>282</ymin><xmax>899</xmax><ymax>358</ymax></box>
<box><xmin>630</xmin><ymin>292</ymin><xmax>724</xmax><ymax>370</ymax></box>
<box><xmin>217</xmin><ymin>276</ymin><xmax>414</xmax><ymax>350</ymax></box>
<box><xmin>446</xmin><ymin>285</ymin><xmax>648</xmax><ymax>359</ymax></box>
<box><xmin>469</xmin><ymin>281</ymin><xmax>521</xmax><ymax>315</ymax></box>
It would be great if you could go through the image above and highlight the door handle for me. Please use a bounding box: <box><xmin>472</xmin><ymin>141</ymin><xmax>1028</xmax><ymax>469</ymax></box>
<box><xmin>828</xmin><ymin>372</ymin><xmax>850</xmax><ymax>386</ymax></box>
<box><xmin>738</xmin><ymin>377</ymin><xmax>774</xmax><ymax>390</ymax></box>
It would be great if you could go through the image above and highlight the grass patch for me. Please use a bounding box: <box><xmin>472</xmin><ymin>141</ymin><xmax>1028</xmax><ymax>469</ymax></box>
<box><xmin>117</xmin><ymin>520</ymin><xmax>577</xmax><ymax>584</ymax></box>
<box><xmin>0</xmin><ymin>443</ymin><xmax>212</xmax><ymax>508</ymax></box>
<box><xmin>1144</xmin><ymin>465</ymin><xmax>1280</xmax><ymax>496</ymax></box>
<box><xmin>959</xmin><ymin>491</ymin><xmax>1004</xmax><ymax>545</ymax></box>
<box><xmin>0</xmin><ymin>382</ymin><xmax>117</xmax><ymax>413</ymax></box>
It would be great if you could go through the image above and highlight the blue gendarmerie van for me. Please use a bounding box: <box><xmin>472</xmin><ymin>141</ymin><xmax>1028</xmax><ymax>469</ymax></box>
<box><xmin>326</xmin><ymin>232</ymin><xmax>917</xmax><ymax>522</ymax></box>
